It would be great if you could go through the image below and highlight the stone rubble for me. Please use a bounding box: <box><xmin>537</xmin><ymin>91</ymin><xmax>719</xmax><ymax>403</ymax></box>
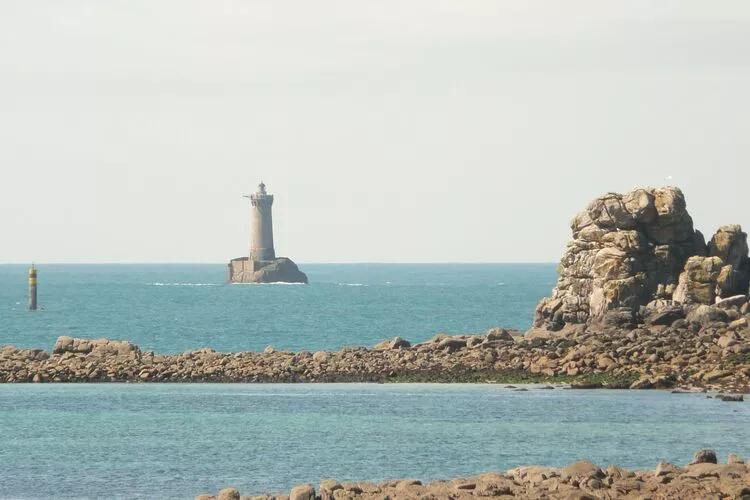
<box><xmin>195</xmin><ymin>450</ymin><xmax>750</xmax><ymax>500</ymax></box>
<box><xmin>1</xmin><ymin>317</ymin><xmax>749</xmax><ymax>393</ymax></box>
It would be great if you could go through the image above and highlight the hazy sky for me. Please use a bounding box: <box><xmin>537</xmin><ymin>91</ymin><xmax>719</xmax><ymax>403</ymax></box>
<box><xmin>1</xmin><ymin>1</ymin><xmax>748</xmax><ymax>263</ymax></box>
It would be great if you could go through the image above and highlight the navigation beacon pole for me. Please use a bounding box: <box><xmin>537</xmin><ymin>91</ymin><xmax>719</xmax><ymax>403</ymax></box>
<box><xmin>28</xmin><ymin>264</ymin><xmax>38</xmax><ymax>311</ymax></box>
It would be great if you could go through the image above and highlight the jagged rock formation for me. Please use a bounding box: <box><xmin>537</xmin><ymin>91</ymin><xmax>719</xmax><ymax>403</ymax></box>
<box><xmin>534</xmin><ymin>187</ymin><xmax>749</xmax><ymax>330</ymax></box>
<box><xmin>228</xmin><ymin>257</ymin><xmax>308</xmax><ymax>284</ymax></box>
<box><xmin>672</xmin><ymin>225</ymin><xmax>750</xmax><ymax>304</ymax></box>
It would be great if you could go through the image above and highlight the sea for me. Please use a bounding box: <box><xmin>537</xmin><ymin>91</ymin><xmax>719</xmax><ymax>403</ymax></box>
<box><xmin>1</xmin><ymin>264</ymin><xmax>748</xmax><ymax>500</ymax></box>
<box><xmin>0</xmin><ymin>263</ymin><xmax>554</xmax><ymax>353</ymax></box>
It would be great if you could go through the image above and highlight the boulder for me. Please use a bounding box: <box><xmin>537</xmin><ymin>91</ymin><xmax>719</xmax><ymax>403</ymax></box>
<box><xmin>709</xmin><ymin>225</ymin><xmax>749</xmax><ymax>270</ymax></box>
<box><xmin>690</xmin><ymin>449</ymin><xmax>717</xmax><ymax>465</ymax></box>
<box><xmin>561</xmin><ymin>460</ymin><xmax>604</xmax><ymax>480</ymax></box>
<box><xmin>319</xmin><ymin>480</ymin><xmax>342</xmax><ymax>500</ymax></box>
<box><xmin>437</xmin><ymin>337</ymin><xmax>467</xmax><ymax>352</ymax></box>
<box><xmin>217</xmin><ymin>488</ymin><xmax>240</xmax><ymax>500</ymax></box>
<box><xmin>654</xmin><ymin>461</ymin><xmax>681</xmax><ymax>476</ymax></box>
<box><xmin>523</xmin><ymin>327</ymin><xmax>556</xmax><ymax>341</ymax></box>
<box><xmin>673</xmin><ymin>256</ymin><xmax>725</xmax><ymax>305</ymax></box>
<box><xmin>729</xmin><ymin>317</ymin><xmax>748</xmax><ymax>330</ymax></box>
<box><xmin>686</xmin><ymin>305</ymin><xmax>729</xmax><ymax>326</ymax></box>
<box><xmin>374</xmin><ymin>337</ymin><xmax>411</xmax><ymax>350</ymax></box>
<box><xmin>643</xmin><ymin>305</ymin><xmax>684</xmax><ymax>326</ymax></box>
<box><xmin>53</xmin><ymin>336</ymin><xmax>74</xmax><ymax>353</ymax></box>
<box><xmin>485</xmin><ymin>328</ymin><xmax>515</xmax><ymax>342</ymax></box>
<box><xmin>289</xmin><ymin>484</ymin><xmax>314</xmax><ymax>500</ymax></box>
<box><xmin>683</xmin><ymin>462</ymin><xmax>721</xmax><ymax>479</ymax></box>
<box><xmin>53</xmin><ymin>336</ymin><xmax>141</xmax><ymax>359</ymax></box>
<box><xmin>629</xmin><ymin>376</ymin><xmax>654</xmax><ymax>390</ymax></box>
<box><xmin>312</xmin><ymin>351</ymin><xmax>328</xmax><ymax>362</ymax></box>
<box><xmin>715</xmin><ymin>294</ymin><xmax>748</xmax><ymax>309</ymax></box>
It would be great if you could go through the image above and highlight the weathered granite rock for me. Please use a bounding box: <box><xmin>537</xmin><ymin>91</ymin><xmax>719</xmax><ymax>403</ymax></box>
<box><xmin>654</xmin><ymin>460</ymin><xmax>681</xmax><ymax>477</ymax></box>
<box><xmin>318</xmin><ymin>480</ymin><xmax>342</xmax><ymax>500</ymax></box>
<box><xmin>373</xmin><ymin>337</ymin><xmax>411</xmax><ymax>350</ymax></box>
<box><xmin>228</xmin><ymin>257</ymin><xmax>307</xmax><ymax>284</ymax></box>
<box><xmin>535</xmin><ymin>187</ymin><xmax>750</xmax><ymax>330</ymax></box>
<box><xmin>643</xmin><ymin>304</ymin><xmax>684</xmax><ymax>326</ymax></box>
<box><xmin>288</xmin><ymin>484</ymin><xmax>314</xmax><ymax>500</ymax></box>
<box><xmin>691</xmin><ymin>449</ymin><xmax>718</xmax><ymax>464</ymax></box>
<box><xmin>686</xmin><ymin>305</ymin><xmax>730</xmax><ymax>326</ymax></box>
<box><xmin>52</xmin><ymin>336</ymin><xmax>141</xmax><ymax>359</ymax></box>
<box><xmin>673</xmin><ymin>226</ymin><xmax>750</xmax><ymax>304</ymax></box>
<box><xmin>205</xmin><ymin>450</ymin><xmax>750</xmax><ymax>500</ymax></box>
<box><xmin>485</xmin><ymin>327</ymin><xmax>517</xmax><ymax>342</ymax></box>
<box><xmin>672</xmin><ymin>256</ymin><xmax>725</xmax><ymax>304</ymax></box>
<box><xmin>716</xmin><ymin>294</ymin><xmax>749</xmax><ymax>310</ymax></box>
<box><xmin>709</xmin><ymin>225</ymin><xmax>749</xmax><ymax>270</ymax></box>
<box><xmin>4</xmin><ymin>323</ymin><xmax>750</xmax><ymax>392</ymax></box>
<box><xmin>217</xmin><ymin>487</ymin><xmax>241</xmax><ymax>500</ymax></box>
<box><xmin>535</xmin><ymin>187</ymin><xmax>704</xmax><ymax>330</ymax></box>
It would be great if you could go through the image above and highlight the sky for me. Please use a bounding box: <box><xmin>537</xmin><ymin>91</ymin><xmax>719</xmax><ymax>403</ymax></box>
<box><xmin>0</xmin><ymin>0</ymin><xmax>748</xmax><ymax>263</ymax></box>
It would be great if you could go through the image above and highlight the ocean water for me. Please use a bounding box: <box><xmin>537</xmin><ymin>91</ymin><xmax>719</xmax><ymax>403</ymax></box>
<box><xmin>1</xmin><ymin>265</ymin><xmax>748</xmax><ymax>500</ymax></box>
<box><xmin>0</xmin><ymin>384</ymin><xmax>748</xmax><ymax>500</ymax></box>
<box><xmin>0</xmin><ymin>264</ymin><xmax>555</xmax><ymax>353</ymax></box>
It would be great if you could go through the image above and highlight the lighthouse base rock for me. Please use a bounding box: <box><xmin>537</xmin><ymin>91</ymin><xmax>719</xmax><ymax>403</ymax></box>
<box><xmin>227</xmin><ymin>257</ymin><xmax>308</xmax><ymax>284</ymax></box>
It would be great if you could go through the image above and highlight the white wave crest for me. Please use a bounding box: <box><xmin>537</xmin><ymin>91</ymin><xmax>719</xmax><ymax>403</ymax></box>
<box><xmin>151</xmin><ymin>283</ymin><xmax>220</xmax><ymax>287</ymax></box>
<box><xmin>337</xmin><ymin>283</ymin><xmax>367</xmax><ymax>287</ymax></box>
<box><xmin>230</xmin><ymin>282</ymin><xmax>306</xmax><ymax>285</ymax></box>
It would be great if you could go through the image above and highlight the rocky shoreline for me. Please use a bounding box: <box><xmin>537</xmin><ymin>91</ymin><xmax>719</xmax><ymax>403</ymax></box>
<box><xmin>3</xmin><ymin>187</ymin><xmax>750</xmax><ymax>393</ymax></box>
<box><xmin>195</xmin><ymin>449</ymin><xmax>750</xmax><ymax>500</ymax></box>
<box><xmin>1</xmin><ymin>316</ymin><xmax>748</xmax><ymax>393</ymax></box>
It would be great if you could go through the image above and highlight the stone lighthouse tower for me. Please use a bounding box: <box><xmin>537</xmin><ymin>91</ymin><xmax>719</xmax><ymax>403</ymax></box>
<box><xmin>248</xmin><ymin>181</ymin><xmax>275</xmax><ymax>261</ymax></box>
<box><xmin>227</xmin><ymin>181</ymin><xmax>308</xmax><ymax>284</ymax></box>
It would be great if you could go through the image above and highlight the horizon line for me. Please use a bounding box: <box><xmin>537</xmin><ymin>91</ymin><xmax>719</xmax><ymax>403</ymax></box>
<box><xmin>0</xmin><ymin>260</ymin><xmax>558</xmax><ymax>265</ymax></box>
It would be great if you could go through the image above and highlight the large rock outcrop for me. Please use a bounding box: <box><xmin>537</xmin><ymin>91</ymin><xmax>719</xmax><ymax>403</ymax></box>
<box><xmin>228</xmin><ymin>257</ymin><xmax>308</xmax><ymax>284</ymax></box>
<box><xmin>534</xmin><ymin>187</ymin><xmax>749</xmax><ymax>330</ymax></box>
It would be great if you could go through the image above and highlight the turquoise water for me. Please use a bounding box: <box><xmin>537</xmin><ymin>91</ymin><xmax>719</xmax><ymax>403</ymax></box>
<box><xmin>0</xmin><ymin>264</ymin><xmax>555</xmax><ymax>353</ymax></box>
<box><xmin>1</xmin><ymin>266</ymin><xmax>747</xmax><ymax>499</ymax></box>
<box><xmin>0</xmin><ymin>384</ymin><xmax>748</xmax><ymax>500</ymax></box>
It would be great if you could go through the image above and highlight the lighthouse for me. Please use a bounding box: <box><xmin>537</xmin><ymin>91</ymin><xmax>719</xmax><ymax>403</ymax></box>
<box><xmin>227</xmin><ymin>182</ymin><xmax>308</xmax><ymax>284</ymax></box>
<box><xmin>247</xmin><ymin>182</ymin><xmax>275</xmax><ymax>261</ymax></box>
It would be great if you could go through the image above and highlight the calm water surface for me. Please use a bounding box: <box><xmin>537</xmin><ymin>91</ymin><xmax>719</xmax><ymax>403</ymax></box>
<box><xmin>0</xmin><ymin>264</ymin><xmax>555</xmax><ymax>353</ymax></box>
<box><xmin>2</xmin><ymin>266</ymin><xmax>745</xmax><ymax>500</ymax></box>
<box><xmin>1</xmin><ymin>384</ymin><xmax>748</xmax><ymax>500</ymax></box>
